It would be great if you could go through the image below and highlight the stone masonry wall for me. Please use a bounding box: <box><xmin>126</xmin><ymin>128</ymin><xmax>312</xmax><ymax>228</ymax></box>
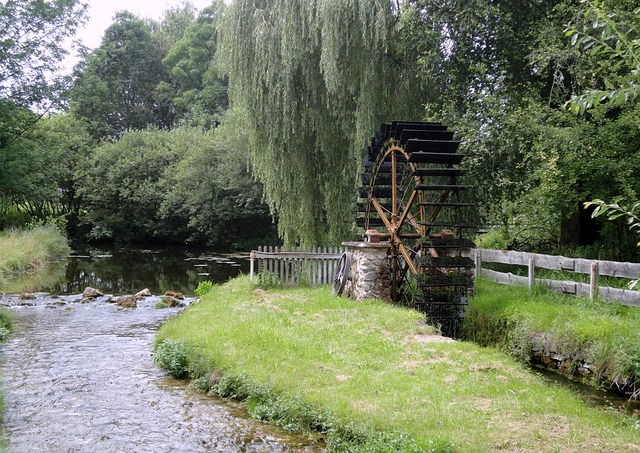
<box><xmin>342</xmin><ymin>243</ymin><xmax>390</xmax><ymax>302</ymax></box>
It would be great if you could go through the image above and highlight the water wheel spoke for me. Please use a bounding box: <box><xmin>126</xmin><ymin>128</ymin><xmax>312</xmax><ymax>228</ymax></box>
<box><xmin>398</xmin><ymin>190</ymin><xmax>420</xmax><ymax>233</ymax></box>
<box><xmin>370</xmin><ymin>197</ymin><xmax>394</xmax><ymax>231</ymax></box>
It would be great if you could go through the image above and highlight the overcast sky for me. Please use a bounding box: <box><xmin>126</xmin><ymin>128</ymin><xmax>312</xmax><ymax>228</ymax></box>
<box><xmin>76</xmin><ymin>0</ymin><xmax>214</xmax><ymax>49</ymax></box>
<box><xmin>63</xmin><ymin>0</ymin><xmax>214</xmax><ymax>70</ymax></box>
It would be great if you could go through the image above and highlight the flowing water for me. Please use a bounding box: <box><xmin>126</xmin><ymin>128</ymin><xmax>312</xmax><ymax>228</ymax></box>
<box><xmin>0</xmin><ymin>248</ymin><xmax>322</xmax><ymax>452</ymax></box>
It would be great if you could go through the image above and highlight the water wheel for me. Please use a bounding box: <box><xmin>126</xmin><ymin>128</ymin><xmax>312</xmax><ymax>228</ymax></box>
<box><xmin>357</xmin><ymin>121</ymin><xmax>475</xmax><ymax>338</ymax></box>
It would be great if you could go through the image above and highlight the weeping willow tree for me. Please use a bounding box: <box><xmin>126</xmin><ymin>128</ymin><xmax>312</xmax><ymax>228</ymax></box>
<box><xmin>221</xmin><ymin>0</ymin><xmax>419</xmax><ymax>246</ymax></box>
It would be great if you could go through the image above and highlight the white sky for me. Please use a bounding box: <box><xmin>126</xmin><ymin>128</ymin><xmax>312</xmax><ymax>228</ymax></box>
<box><xmin>63</xmin><ymin>0</ymin><xmax>214</xmax><ymax>70</ymax></box>
<box><xmin>77</xmin><ymin>0</ymin><xmax>215</xmax><ymax>50</ymax></box>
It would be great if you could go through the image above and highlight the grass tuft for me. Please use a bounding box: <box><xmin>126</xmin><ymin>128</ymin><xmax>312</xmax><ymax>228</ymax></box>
<box><xmin>0</xmin><ymin>310</ymin><xmax>12</xmax><ymax>341</ymax></box>
<box><xmin>154</xmin><ymin>338</ymin><xmax>191</xmax><ymax>378</ymax></box>
<box><xmin>0</xmin><ymin>225</ymin><xmax>70</xmax><ymax>288</ymax></box>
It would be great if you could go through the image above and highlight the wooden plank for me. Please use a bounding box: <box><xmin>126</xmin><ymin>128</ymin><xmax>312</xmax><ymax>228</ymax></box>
<box><xmin>480</xmin><ymin>269</ymin><xmax>529</xmax><ymax>287</ymax></box>
<box><xmin>482</xmin><ymin>268</ymin><xmax>640</xmax><ymax>306</ymax></box>
<box><xmin>477</xmin><ymin>249</ymin><xmax>529</xmax><ymax>266</ymax></box>
<box><xmin>322</xmin><ymin>247</ymin><xmax>327</xmax><ymax>285</ymax></box>
<box><xmin>284</xmin><ymin>254</ymin><xmax>289</xmax><ymax>284</ymax></box>
<box><xmin>592</xmin><ymin>259</ymin><xmax>640</xmax><ymax>279</ymax></box>
<box><xmin>476</xmin><ymin>249</ymin><xmax>640</xmax><ymax>279</ymax></box>
<box><xmin>539</xmin><ymin>278</ymin><xmax>582</xmax><ymax>296</ymax></box>
<box><xmin>598</xmin><ymin>286</ymin><xmax>640</xmax><ymax>306</ymax></box>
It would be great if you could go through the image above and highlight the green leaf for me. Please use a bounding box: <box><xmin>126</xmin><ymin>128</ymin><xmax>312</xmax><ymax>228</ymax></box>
<box><xmin>571</xmin><ymin>32</ymin><xmax>579</xmax><ymax>46</ymax></box>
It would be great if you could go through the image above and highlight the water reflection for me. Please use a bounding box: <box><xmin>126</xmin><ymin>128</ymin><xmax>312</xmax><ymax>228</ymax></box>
<box><xmin>2</xmin><ymin>246</ymin><xmax>250</xmax><ymax>296</ymax></box>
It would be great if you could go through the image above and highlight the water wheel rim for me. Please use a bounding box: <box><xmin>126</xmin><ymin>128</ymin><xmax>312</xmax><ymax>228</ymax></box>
<box><xmin>332</xmin><ymin>251</ymin><xmax>352</xmax><ymax>296</ymax></box>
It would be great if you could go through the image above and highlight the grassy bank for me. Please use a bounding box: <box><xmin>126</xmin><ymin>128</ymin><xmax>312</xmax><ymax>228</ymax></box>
<box><xmin>156</xmin><ymin>277</ymin><xmax>640</xmax><ymax>452</ymax></box>
<box><xmin>464</xmin><ymin>279</ymin><xmax>640</xmax><ymax>395</ymax></box>
<box><xmin>0</xmin><ymin>225</ymin><xmax>70</xmax><ymax>289</ymax></box>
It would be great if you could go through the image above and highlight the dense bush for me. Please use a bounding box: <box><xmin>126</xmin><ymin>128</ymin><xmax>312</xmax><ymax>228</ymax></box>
<box><xmin>77</xmin><ymin>125</ymin><xmax>276</xmax><ymax>249</ymax></box>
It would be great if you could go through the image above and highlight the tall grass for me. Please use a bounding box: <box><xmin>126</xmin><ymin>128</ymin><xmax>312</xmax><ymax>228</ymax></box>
<box><xmin>0</xmin><ymin>225</ymin><xmax>70</xmax><ymax>288</ymax></box>
<box><xmin>157</xmin><ymin>277</ymin><xmax>640</xmax><ymax>452</ymax></box>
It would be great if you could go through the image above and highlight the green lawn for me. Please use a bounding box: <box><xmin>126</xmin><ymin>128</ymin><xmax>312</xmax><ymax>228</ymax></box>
<box><xmin>156</xmin><ymin>276</ymin><xmax>640</xmax><ymax>452</ymax></box>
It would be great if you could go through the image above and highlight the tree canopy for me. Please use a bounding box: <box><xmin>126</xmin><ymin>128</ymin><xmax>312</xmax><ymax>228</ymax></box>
<box><xmin>3</xmin><ymin>0</ymin><xmax>640</xmax><ymax>259</ymax></box>
<box><xmin>222</xmin><ymin>0</ymin><xmax>421</xmax><ymax>246</ymax></box>
<box><xmin>71</xmin><ymin>11</ymin><xmax>170</xmax><ymax>139</ymax></box>
<box><xmin>0</xmin><ymin>0</ymin><xmax>87</xmax><ymax>108</ymax></box>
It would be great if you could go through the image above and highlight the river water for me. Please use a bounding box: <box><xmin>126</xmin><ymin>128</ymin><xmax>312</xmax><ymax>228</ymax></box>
<box><xmin>0</xmin><ymin>248</ymin><xmax>321</xmax><ymax>452</ymax></box>
<box><xmin>45</xmin><ymin>246</ymin><xmax>249</xmax><ymax>296</ymax></box>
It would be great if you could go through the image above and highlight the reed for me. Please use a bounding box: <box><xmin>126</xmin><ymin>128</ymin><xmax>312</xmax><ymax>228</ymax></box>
<box><xmin>0</xmin><ymin>225</ymin><xmax>70</xmax><ymax>288</ymax></box>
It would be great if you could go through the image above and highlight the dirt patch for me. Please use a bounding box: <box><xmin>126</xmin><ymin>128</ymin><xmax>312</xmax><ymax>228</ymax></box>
<box><xmin>402</xmin><ymin>333</ymin><xmax>455</xmax><ymax>344</ymax></box>
<box><xmin>470</xmin><ymin>397</ymin><xmax>494</xmax><ymax>414</ymax></box>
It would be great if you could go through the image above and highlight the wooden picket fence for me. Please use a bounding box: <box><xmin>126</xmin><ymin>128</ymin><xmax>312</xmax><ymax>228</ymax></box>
<box><xmin>250</xmin><ymin>246</ymin><xmax>345</xmax><ymax>287</ymax></box>
<box><xmin>473</xmin><ymin>248</ymin><xmax>640</xmax><ymax>306</ymax></box>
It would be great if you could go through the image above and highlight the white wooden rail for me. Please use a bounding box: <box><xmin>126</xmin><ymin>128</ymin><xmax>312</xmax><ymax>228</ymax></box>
<box><xmin>473</xmin><ymin>249</ymin><xmax>640</xmax><ymax>306</ymax></box>
<box><xmin>250</xmin><ymin>246</ymin><xmax>345</xmax><ymax>286</ymax></box>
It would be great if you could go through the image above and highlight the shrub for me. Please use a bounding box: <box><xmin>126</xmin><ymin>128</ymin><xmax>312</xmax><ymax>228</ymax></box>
<box><xmin>475</xmin><ymin>228</ymin><xmax>511</xmax><ymax>250</ymax></box>
<box><xmin>194</xmin><ymin>280</ymin><xmax>213</xmax><ymax>297</ymax></box>
<box><xmin>154</xmin><ymin>338</ymin><xmax>191</xmax><ymax>378</ymax></box>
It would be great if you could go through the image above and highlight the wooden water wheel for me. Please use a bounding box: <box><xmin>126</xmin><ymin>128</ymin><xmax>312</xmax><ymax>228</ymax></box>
<box><xmin>357</xmin><ymin>121</ymin><xmax>476</xmax><ymax>338</ymax></box>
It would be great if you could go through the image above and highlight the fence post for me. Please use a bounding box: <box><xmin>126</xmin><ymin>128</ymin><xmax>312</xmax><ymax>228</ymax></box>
<box><xmin>528</xmin><ymin>256</ymin><xmax>535</xmax><ymax>291</ymax></box>
<box><xmin>474</xmin><ymin>249</ymin><xmax>482</xmax><ymax>280</ymax></box>
<box><xmin>590</xmin><ymin>262</ymin><xmax>599</xmax><ymax>301</ymax></box>
<box><xmin>250</xmin><ymin>250</ymin><xmax>255</xmax><ymax>284</ymax></box>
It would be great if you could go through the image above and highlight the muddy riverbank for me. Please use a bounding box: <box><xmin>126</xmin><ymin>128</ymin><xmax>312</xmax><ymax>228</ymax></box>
<box><xmin>0</xmin><ymin>293</ymin><xmax>321</xmax><ymax>452</ymax></box>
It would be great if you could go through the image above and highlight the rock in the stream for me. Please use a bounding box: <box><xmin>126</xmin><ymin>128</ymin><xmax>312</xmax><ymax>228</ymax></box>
<box><xmin>20</xmin><ymin>293</ymin><xmax>36</xmax><ymax>300</ymax></box>
<box><xmin>165</xmin><ymin>290</ymin><xmax>184</xmax><ymax>300</ymax></box>
<box><xmin>82</xmin><ymin>287</ymin><xmax>103</xmax><ymax>299</ymax></box>
<box><xmin>135</xmin><ymin>288</ymin><xmax>152</xmax><ymax>298</ymax></box>
<box><xmin>111</xmin><ymin>295</ymin><xmax>137</xmax><ymax>308</ymax></box>
<box><xmin>162</xmin><ymin>296</ymin><xmax>180</xmax><ymax>307</ymax></box>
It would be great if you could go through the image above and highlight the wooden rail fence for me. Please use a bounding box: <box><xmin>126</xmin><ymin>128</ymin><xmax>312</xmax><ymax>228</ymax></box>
<box><xmin>473</xmin><ymin>248</ymin><xmax>640</xmax><ymax>306</ymax></box>
<box><xmin>249</xmin><ymin>246</ymin><xmax>640</xmax><ymax>305</ymax></box>
<box><xmin>250</xmin><ymin>246</ymin><xmax>345</xmax><ymax>287</ymax></box>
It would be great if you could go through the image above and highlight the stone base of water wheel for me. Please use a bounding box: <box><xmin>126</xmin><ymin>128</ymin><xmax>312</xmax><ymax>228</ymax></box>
<box><xmin>341</xmin><ymin>241</ymin><xmax>391</xmax><ymax>302</ymax></box>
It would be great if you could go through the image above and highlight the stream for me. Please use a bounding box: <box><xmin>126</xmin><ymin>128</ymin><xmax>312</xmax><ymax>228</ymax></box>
<box><xmin>0</xmin><ymin>247</ymin><xmax>321</xmax><ymax>452</ymax></box>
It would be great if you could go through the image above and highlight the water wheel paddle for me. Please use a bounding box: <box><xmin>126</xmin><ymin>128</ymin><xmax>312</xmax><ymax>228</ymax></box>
<box><xmin>356</xmin><ymin>121</ymin><xmax>475</xmax><ymax>338</ymax></box>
